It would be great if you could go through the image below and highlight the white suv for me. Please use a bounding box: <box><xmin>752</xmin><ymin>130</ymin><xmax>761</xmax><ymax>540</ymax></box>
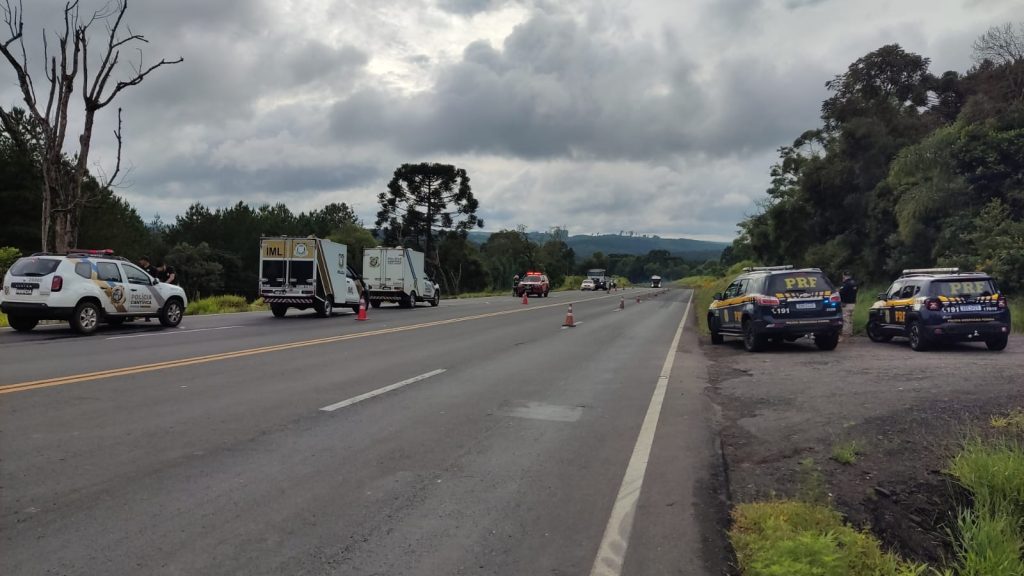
<box><xmin>1</xmin><ymin>250</ymin><xmax>188</xmax><ymax>334</ymax></box>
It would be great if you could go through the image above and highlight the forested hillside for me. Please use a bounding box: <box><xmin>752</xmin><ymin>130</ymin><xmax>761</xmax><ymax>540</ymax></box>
<box><xmin>727</xmin><ymin>27</ymin><xmax>1024</xmax><ymax>292</ymax></box>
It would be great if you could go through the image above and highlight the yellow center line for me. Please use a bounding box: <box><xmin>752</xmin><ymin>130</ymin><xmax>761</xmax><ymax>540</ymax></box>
<box><xmin>0</xmin><ymin>292</ymin><xmax>625</xmax><ymax>395</ymax></box>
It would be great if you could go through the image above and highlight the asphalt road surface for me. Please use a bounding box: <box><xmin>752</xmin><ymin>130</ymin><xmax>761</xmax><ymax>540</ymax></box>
<box><xmin>0</xmin><ymin>288</ymin><xmax>729</xmax><ymax>575</ymax></box>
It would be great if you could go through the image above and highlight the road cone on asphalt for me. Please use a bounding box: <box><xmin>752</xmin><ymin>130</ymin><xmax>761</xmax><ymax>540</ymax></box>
<box><xmin>356</xmin><ymin>297</ymin><xmax>368</xmax><ymax>321</ymax></box>
<box><xmin>636</xmin><ymin>295</ymin><xmax>641</xmax><ymax>304</ymax></box>
<box><xmin>619</xmin><ymin>296</ymin><xmax>625</xmax><ymax>310</ymax></box>
<box><xmin>522</xmin><ymin>291</ymin><xmax>529</xmax><ymax>305</ymax></box>
<box><xmin>563</xmin><ymin>304</ymin><xmax>576</xmax><ymax>327</ymax></box>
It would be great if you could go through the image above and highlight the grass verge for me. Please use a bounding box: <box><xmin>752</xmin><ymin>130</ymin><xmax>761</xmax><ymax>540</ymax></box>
<box><xmin>186</xmin><ymin>295</ymin><xmax>268</xmax><ymax>315</ymax></box>
<box><xmin>730</xmin><ymin>500</ymin><xmax>928</xmax><ymax>576</ymax></box>
<box><xmin>0</xmin><ymin>311</ymin><xmax>7</xmax><ymax>328</ymax></box>
<box><xmin>947</xmin><ymin>436</ymin><xmax>1024</xmax><ymax>576</ymax></box>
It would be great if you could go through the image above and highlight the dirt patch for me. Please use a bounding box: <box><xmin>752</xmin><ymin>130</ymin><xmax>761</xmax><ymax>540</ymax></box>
<box><xmin>700</xmin><ymin>331</ymin><xmax>1024</xmax><ymax>566</ymax></box>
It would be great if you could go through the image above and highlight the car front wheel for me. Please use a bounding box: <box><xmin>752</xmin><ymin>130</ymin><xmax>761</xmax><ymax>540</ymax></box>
<box><xmin>866</xmin><ymin>319</ymin><xmax>891</xmax><ymax>343</ymax></box>
<box><xmin>160</xmin><ymin>298</ymin><xmax>184</xmax><ymax>327</ymax></box>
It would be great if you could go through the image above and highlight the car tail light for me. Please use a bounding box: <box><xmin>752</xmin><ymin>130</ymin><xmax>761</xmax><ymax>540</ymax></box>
<box><xmin>997</xmin><ymin>297</ymin><xmax>1007</xmax><ymax>309</ymax></box>
<box><xmin>829</xmin><ymin>293</ymin><xmax>841</xmax><ymax>304</ymax></box>
<box><xmin>51</xmin><ymin>275</ymin><xmax>63</xmax><ymax>292</ymax></box>
<box><xmin>756</xmin><ymin>295</ymin><xmax>780</xmax><ymax>306</ymax></box>
<box><xmin>924</xmin><ymin>298</ymin><xmax>942</xmax><ymax>311</ymax></box>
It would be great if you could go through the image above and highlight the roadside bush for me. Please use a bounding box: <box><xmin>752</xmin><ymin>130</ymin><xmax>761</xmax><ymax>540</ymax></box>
<box><xmin>186</xmin><ymin>295</ymin><xmax>252</xmax><ymax>316</ymax></box>
<box><xmin>0</xmin><ymin>246</ymin><xmax>21</xmax><ymax>278</ymax></box>
<box><xmin>730</xmin><ymin>500</ymin><xmax>927</xmax><ymax>576</ymax></box>
<box><xmin>951</xmin><ymin>508</ymin><xmax>1023</xmax><ymax>576</ymax></box>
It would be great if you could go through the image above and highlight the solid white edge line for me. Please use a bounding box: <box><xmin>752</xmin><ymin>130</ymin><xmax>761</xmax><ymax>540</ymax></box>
<box><xmin>104</xmin><ymin>326</ymin><xmax>244</xmax><ymax>340</ymax></box>
<box><xmin>588</xmin><ymin>292</ymin><xmax>693</xmax><ymax>576</ymax></box>
<box><xmin>319</xmin><ymin>368</ymin><xmax>447</xmax><ymax>412</ymax></box>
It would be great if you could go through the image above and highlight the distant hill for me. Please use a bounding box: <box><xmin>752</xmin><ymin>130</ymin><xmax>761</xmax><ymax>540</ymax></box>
<box><xmin>467</xmin><ymin>232</ymin><xmax>728</xmax><ymax>261</ymax></box>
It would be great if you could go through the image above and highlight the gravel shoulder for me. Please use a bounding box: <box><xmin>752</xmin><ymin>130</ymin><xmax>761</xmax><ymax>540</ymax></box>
<box><xmin>700</xmin><ymin>329</ymin><xmax>1024</xmax><ymax>566</ymax></box>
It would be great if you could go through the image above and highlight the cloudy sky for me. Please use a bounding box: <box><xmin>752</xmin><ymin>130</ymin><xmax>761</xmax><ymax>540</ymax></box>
<box><xmin>2</xmin><ymin>0</ymin><xmax>1021</xmax><ymax>241</ymax></box>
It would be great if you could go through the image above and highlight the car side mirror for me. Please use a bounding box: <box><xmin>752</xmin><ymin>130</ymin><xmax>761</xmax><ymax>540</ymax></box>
<box><xmin>713</xmin><ymin>292</ymin><xmax>724</xmax><ymax>301</ymax></box>
<box><xmin>877</xmin><ymin>292</ymin><xmax>886</xmax><ymax>300</ymax></box>
<box><xmin>152</xmin><ymin>278</ymin><xmax>160</xmax><ymax>285</ymax></box>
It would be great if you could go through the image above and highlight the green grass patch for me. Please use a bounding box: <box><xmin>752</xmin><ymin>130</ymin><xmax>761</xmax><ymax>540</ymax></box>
<box><xmin>677</xmin><ymin>274</ymin><xmax>732</xmax><ymax>336</ymax></box>
<box><xmin>990</xmin><ymin>409</ymin><xmax>1024</xmax><ymax>433</ymax></box>
<box><xmin>948</xmin><ymin>437</ymin><xmax>1024</xmax><ymax>520</ymax></box>
<box><xmin>730</xmin><ymin>500</ymin><xmax>928</xmax><ymax>576</ymax></box>
<box><xmin>946</xmin><ymin>436</ymin><xmax>1024</xmax><ymax>576</ymax></box>
<box><xmin>0</xmin><ymin>311</ymin><xmax>8</xmax><ymax>328</ymax></box>
<box><xmin>951</xmin><ymin>508</ymin><xmax>1023</xmax><ymax>576</ymax></box>
<box><xmin>186</xmin><ymin>295</ymin><xmax>266</xmax><ymax>316</ymax></box>
<box><xmin>831</xmin><ymin>441</ymin><xmax>862</xmax><ymax>465</ymax></box>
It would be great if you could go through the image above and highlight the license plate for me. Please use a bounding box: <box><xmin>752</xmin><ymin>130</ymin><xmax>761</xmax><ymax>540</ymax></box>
<box><xmin>16</xmin><ymin>289</ymin><xmax>32</xmax><ymax>295</ymax></box>
<box><xmin>795</xmin><ymin>302</ymin><xmax>816</xmax><ymax>310</ymax></box>
<box><xmin>959</xmin><ymin>304</ymin><xmax>982</xmax><ymax>312</ymax></box>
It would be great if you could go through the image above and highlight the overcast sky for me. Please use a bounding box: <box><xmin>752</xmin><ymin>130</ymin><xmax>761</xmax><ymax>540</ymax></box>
<box><xmin>3</xmin><ymin>0</ymin><xmax>1021</xmax><ymax>241</ymax></box>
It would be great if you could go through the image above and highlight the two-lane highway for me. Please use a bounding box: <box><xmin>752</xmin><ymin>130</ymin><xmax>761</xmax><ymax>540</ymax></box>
<box><xmin>0</xmin><ymin>288</ymin><xmax>729</xmax><ymax>575</ymax></box>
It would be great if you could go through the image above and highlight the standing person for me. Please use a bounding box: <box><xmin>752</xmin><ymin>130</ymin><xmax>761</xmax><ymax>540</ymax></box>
<box><xmin>138</xmin><ymin>256</ymin><xmax>159</xmax><ymax>322</ymax></box>
<box><xmin>139</xmin><ymin>256</ymin><xmax>158</xmax><ymax>278</ymax></box>
<box><xmin>839</xmin><ymin>271</ymin><xmax>858</xmax><ymax>340</ymax></box>
<box><xmin>157</xmin><ymin>262</ymin><xmax>177</xmax><ymax>285</ymax></box>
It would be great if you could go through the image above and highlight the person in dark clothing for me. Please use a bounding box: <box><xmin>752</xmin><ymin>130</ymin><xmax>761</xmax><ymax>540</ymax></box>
<box><xmin>139</xmin><ymin>256</ymin><xmax>158</xmax><ymax>278</ymax></box>
<box><xmin>839</xmin><ymin>272</ymin><xmax>858</xmax><ymax>339</ymax></box>
<box><xmin>138</xmin><ymin>256</ymin><xmax>160</xmax><ymax>322</ymax></box>
<box><xmin>157</xmin><ymin>263</ymin><xmax>177</xmax><ymax>285</ymax></box>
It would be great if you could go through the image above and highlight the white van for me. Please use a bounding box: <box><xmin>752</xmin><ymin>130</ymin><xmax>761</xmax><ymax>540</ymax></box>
<box><xmin>361</xmin><ymin>247</ymin><xmax>439</xmax><ymax>308</ymax></box>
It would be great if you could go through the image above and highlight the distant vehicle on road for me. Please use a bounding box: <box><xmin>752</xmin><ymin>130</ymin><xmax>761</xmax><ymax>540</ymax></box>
<box><xmin>587</xmin><ymin>268</ymin><xmax>610</xmax><ymax>291</ymax></box>
<box><xmin>580</xmin><ymin>278</ymin><xmax>595</xmax><ymax>291</ymax></box>
<box><xmin>362</xmin><ymin>247</ymin><xmax>439</xmax><ymax>308</ymax></box>
<box><xmin>1</xmin><ymin>249</ymin><xmax>188</xmax><ymax>334</ymax></box>
<box><xmin>867</xmin><ymin>268</ymin><xmax>1010</xmax><ymax>351</ymax></box>
<box><xmin>260</xmin><ymin>237</ymin><xmax>364</xmax><ymax>318</ymax></box>
<box><xmin>516</xmin><ymin>272</ymin><xmax>550</xmax><ymax>297</ymax></box>
<box><xmin>651</xmin><ymin>275</ymin><xmax>662</xmax><ymax>288</ymax></box>
<box><xmin>707</xmin><ymin>265</ymin><xmax>842</xmax><ymax>352</ymax></box>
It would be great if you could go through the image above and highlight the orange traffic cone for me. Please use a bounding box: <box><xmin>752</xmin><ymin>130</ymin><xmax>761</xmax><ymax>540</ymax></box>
<box><xmin>356</xmin><ymin>297</ymin><xmax>368</xmax><ymax>321</ymax></box>
<box><xmin>619</xmin><ymin>296</ymin><xmax>625</xmax><ymax>310</ymax></box>
<box><xmin>522</xmin><ymin>291</ymin><xmax>529</xmax><ymax>305</ymax></box>
<box><xmin>563</xmin><ymin>304</ymin><xmax>576</xmax><ymax>327</ymax></box>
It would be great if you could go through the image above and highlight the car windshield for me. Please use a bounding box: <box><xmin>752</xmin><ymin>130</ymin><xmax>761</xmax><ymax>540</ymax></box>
<box><xmin>9</xmin><ymin>258</ymin><xmax>61</xmax><ymax>277</ymax></box>
<box><xmin>929</xmin><ymin>279</ymin><xmax>998</xmax><ymax>298</ymax></box>
<box><xmin>767</xmin><ymin>272</ymin><xmax>833</xmax><ymax>293</ymax></box>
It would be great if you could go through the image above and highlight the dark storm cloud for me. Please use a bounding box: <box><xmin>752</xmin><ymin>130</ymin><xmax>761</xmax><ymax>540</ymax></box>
<box><xmin>436</xmin><ymin>0</ymin><xmax>513</xmax><ymax>16</ymax></box>
<box><xmin>328</xmin><ymin>9</ymin><xmax>824</xmax><ymax>162</ymax></box>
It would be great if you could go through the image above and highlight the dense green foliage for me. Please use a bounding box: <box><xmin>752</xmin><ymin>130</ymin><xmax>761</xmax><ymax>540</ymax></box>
<box><xmin>732</xmin><ymin>36</ymin><xmax>1024</xmax><ymax>293</ymax></box>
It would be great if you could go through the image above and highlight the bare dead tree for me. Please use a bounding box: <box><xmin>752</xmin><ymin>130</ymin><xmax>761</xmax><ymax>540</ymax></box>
<box><xmin>973</xmin><ymin>22</ymin><xmax>1024</xmax><ymax>66</ymax></box>
<box><xmin>0</xmin><ymin>0</ymin><xmax>181</xmax><ymax>252</ymax></box>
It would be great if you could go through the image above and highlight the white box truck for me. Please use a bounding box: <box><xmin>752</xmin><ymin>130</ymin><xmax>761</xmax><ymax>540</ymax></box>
<box><xmin>259</xmin><ymin>236</ymin><xmax>364</xmax><ymax>318</ymax></box>
<box><xmin>362</xmin><ymin>247</ymin><xmax>439</xmax><ymax>308</ymax></box>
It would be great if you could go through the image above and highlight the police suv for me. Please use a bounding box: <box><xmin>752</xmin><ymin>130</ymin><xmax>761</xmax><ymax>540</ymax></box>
<box><xmin>1</xmin><ymin>250</ymin><xmax>188</xmax><ymax>334</ymax></box>
<box><xmin>708</xmin><ymin>265</ymin><xmax>843</xmax><ymax>352</ymax></box>
<box><xmin>866</xmin><ymin>268</ymin><xmax>1010</xmax><ymax>351</ymax></box>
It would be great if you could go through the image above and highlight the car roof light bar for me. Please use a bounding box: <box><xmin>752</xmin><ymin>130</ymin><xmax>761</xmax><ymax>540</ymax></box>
<box><xmin>901</xmin><ymin>267</ymin><xmax>960</xmax><ymax>275</ymax></box>
<box><xmin>742</xmin><ymin>265</ymin><xmax>794</xmax><ymax>272</ymax></box>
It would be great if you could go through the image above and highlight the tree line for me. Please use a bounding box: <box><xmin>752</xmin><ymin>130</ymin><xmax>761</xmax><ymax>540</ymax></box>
<box><xmin>1</xmin><ymin>128</ymin><xmax>708</xmax><ymax>297</ymax></box>
<box><xmin>725</xmin><ymin>24</ymin><xmax>1024</xmax><ymax>293</ymax></box>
